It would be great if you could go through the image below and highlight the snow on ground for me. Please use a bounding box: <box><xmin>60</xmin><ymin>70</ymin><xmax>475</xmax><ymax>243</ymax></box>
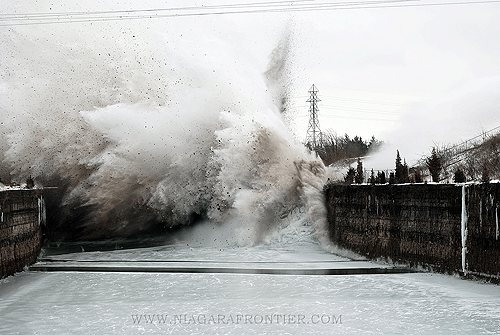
<box><xmin>1</xmin><ymin>238</ymin><xmax>500</xmax><ymax>335</ymax></box>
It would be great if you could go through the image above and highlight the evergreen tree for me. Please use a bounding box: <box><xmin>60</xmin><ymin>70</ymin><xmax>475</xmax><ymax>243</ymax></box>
<box><xmin>481</xmin><ymin>164</ymin><xmax>490</xmax><ymax>183</ymax></box>
<box><xmin>345</xmin><ymin>167</ymin><xmax>356</xmax><ymax>184</ymax></box>
<box><xmin>377</xmin><ymin>171</ymin><xmax>387</xmax><ymax>184</ymax></box>
<box><xmin>355</xmin><ymin>158</ymin><xmax>364</xmax><ymax>184</ymax></box>
<box><xmin>389</xmin><ymin>172</ymin><xmax>396</xmax><ymax>184</ymax></box>
<box><xmin>454</xmin><ymin>168</ymin><xmax>466</xmax><ymax>183</ymax></box>
<box><xmin>402</xmin><ymin>159</ymin><xmax>409</xmax><ymax>183</ymax></box>
<box><xmin>426</xmin><ymin>148</ymin><xmax>442</xmax><ymax>182</ymax></box>
<box><xmin>394</xmin><ymin>150</ymin><xmax>410</xmax><ymax>183</ymax></box>
<box><xmin>414</xmin><ymin>167</ymin><xmax>423</xmax><ymax>183</ymax></box>
<box><xmin>395</xmin><ymin>150</ymin><xmax>403</xmax><ymax>183</ymax></box>
<box><xmin>368</xmin><ymin>135</ymin><xmax>383</xmax><ymax>152</ymax></box>
<box><xmin>369</xmin><ymin>169</ymin><xmax>376</xmax><ymax>185</ymax></box>
<box><xmin>26</xmin><ymin>176</ymin><xmax>34</xmax><ymax>189</ymax></box>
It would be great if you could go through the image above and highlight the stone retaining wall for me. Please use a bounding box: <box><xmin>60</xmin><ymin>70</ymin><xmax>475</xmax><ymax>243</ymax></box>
<box><xmin>0</xmin><ymin>189</ymin><xmax>44</xmax><ymax>279</ymax></box>
<box><xmin>325</xmin><ymin>183</ymin><xmax>500</xmax><ymax>280</ymax></box>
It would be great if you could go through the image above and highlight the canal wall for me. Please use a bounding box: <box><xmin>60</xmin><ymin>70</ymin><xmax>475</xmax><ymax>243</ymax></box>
<box><xmin>0</xmin><ymin>189</ymin><xmax>45</xmax><ymax>279</ymax></box>
<box><xmin>324</xmin><ymin>183</ymin><xmax>500</xmax><ymax>281</ymax></box>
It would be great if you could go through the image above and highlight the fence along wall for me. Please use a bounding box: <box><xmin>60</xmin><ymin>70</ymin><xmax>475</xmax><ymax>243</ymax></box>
<box><xmin>325</xmin><ymin>183</ymin><xmax>500</xmax><ymax>280</ymax></box>
<box><xmin>0</xmin><ymin>189</ymin><xmax>45</xmax><ymax>279</ymax></box>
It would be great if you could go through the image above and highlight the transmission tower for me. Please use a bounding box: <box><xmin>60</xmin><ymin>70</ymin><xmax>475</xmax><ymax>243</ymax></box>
<box><xmin>305</xmin><ymin>84</ymin><xmax>323</xmax><ymax>152</ymax></box>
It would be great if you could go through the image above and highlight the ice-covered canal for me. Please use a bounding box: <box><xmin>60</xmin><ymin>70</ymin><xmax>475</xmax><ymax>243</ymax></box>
<box><xmin>2</xmin><ymin>220</ymin><xmax>500</xmax><ymax>335</ymax></box>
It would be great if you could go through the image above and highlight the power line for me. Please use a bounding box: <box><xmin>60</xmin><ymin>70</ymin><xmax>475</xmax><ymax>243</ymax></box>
<box><xmin>0</xmin><ymin>0</ymin><xmax>315</xmax><ymax>19</ymax></box>
<box><xmin>293</xmin><ymin>95</ymin><xmax>408</xmax><ymax>106</ymax></box>
<box><xmin>436</xmin><ymin>124</ymin><xmax>500</xmax><ymax>153</ymax></box>
<box><xmin>411</xmin><ymin>124</ymin><xmax>500</xmax><ymax>169</ymax></box>
<box><xmin>320</xmin><ymin>114</ymin><xmax>400</xmax><ymax>122</ymax></box>
<box><xmin>0</xmin><ymin>0</ymin><xmax>417</xmax><ymax>26</ymax></box>
<box><xmin>312</xmin><ymin>84</ymin><xmax>434</xmax><ymax>99</ymax></box>
<box><xmin>320</xmin><ymin>105</ymin><xmax>402</xmax><ymax>115</ymax></box>
<box><xmin>296</xmin><ymin>113</ymin><xmax>400</xmax><ymax>122</ymax></box>
<box><xmin>319</xmin><ymin>96</ymin><xmax>408</xmax><ymax>106</ymax></box>
<box><xmin>2</xmin><ymin>0</ymin><xmax>500</xmax><ymax>26</ymax></box>
<box><xmin>292</xmin><ymin>103</ymin><xmax>404</xmax><ymax>115</ymax></box>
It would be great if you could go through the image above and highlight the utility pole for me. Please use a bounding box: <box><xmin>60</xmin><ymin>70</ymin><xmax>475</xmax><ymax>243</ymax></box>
<box><xmin>305</xmin><ymin>84</ymin><xmax>323</xmax><ymax>153</ymax></box>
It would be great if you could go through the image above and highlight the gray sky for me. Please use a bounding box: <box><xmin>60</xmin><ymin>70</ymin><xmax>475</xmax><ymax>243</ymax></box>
<box><xmin>2</xmin><ymin>0</ymin><xmax>500</xmax><ymax>168</ymax></box>
<box><xmin>287</xmin><ymin>1</ymin><xmax>500</xmax><ymax>167</ymax></box>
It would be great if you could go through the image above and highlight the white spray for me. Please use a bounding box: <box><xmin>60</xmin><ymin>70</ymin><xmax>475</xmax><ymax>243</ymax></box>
<box><xmin>0</xmin><ymin>17</ymin><xmax>329</xmax><ymax>245</ymax></box>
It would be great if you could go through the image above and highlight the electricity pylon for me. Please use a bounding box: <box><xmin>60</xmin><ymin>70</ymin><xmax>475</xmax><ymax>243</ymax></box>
<box><xmin>305</xmin><ymin>84</ymin><xmax>323</xmax><ymax>153</ymax></box>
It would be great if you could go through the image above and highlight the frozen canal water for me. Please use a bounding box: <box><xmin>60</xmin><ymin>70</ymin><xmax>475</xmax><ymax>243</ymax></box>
<box><xmin>1</xmin><ymin>221</ymin><xmax>500</xmax><ymax>334</ymax></box>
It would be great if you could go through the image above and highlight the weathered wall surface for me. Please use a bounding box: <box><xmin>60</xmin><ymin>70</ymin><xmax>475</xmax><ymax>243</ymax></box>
<box><xmin>464</xmin><ymin>184</ymin><xmax>500</xmax><ymax>279</ymax></box>
<box><xmin>0</xmin><ymin>189</ymin><xmax>44</xmax><ymax>279</ymax></box>
<box><xmin>325</xmin><ymin>183</ymin><xmax>500</xmax><ymax>280</ymax></box>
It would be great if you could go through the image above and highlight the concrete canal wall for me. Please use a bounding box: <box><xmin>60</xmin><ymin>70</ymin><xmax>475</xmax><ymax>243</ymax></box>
<box><xmin>0</xmin><ymin>189</ymin><xmax>45</xmax><ymax>279</ymax></box>
<box><xmin>325</xmin><ymin>183</ymin><xmax>500</xmax><ymax>281</ymax></box>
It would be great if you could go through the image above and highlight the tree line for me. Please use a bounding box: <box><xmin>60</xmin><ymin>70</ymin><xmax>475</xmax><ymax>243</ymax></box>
<box><xmin>314</xmin><ymin>130</ymin><xmax>500</xmax><ymax>185</ymax></box>
<box><xmin>342</xmin><ymin>144</ymin><xmax>492</xmax><ymax>185</ymax></box>
<box><xmin>313</xmin><ymin>131</ymin><xmax>383</xmax><ymax>166</ymax></box>
<box><xmin>341</xmin><ymin>149</ymin><xmax>439</xmax><ymax>185</ymax></box>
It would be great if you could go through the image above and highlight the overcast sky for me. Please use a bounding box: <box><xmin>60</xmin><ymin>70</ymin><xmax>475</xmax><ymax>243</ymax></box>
<box><xmin>2</xmin><ymin>0</ymin><xmax>500</xmax><ymax>169</ymax></box>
